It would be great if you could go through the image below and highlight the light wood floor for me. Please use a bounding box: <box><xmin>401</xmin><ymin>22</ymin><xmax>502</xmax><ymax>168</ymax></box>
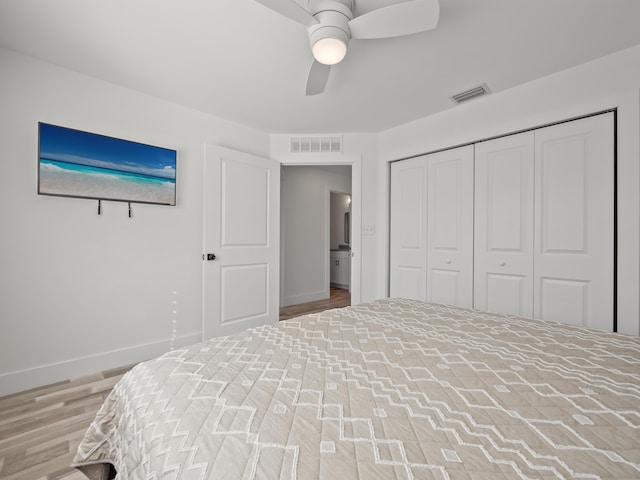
<box><xmin>279</xmin><ymin>286</ymin><xmax>351</xmax><ymax>321</ymax></box>
<box><xmin>0</xmin><ymin>364</ymin><xmax>133</xmax><ymax>480</ymax></box>
<box><xmin>0</xmin><ymin>289</ymin><xmax>350</xmax><ymax>479</ymax></box>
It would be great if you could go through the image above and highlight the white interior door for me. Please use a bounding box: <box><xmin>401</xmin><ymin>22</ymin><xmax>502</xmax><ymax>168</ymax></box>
<box><xmin>426</xmin><ymin>146</ymin><xmax>474</xmax><ymax>307</ymax></box>
<box><xmin>474</xmin><ymin>132</ymin><xmax>535</xmax><ymax>317</ymax></box>
<box><xmin>534</xmin><ymin>113</ymin><xmax>614</xmax><ymax>330</ymax></box>
<box><xmin>203</xmin><ymin>144</ymin><xmax>280</xmax><ymax>339</ymax></box>
<box><xmin>389</xmin><ymin>156</ymin><xmax>428</xmax><ymax>300</ymax></box>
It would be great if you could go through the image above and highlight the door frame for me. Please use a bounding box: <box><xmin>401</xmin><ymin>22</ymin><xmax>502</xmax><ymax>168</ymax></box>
<box><xmin>280</xmin><ymin>155</ymin><xmax>362</xmax><ymax>306</ymax></box>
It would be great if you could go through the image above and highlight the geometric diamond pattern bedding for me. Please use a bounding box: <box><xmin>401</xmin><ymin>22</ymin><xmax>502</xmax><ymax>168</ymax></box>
<box><xmin>72</xmin><ymin>299</ymin><xmax>640</xmax><ymax>479</ymax></box>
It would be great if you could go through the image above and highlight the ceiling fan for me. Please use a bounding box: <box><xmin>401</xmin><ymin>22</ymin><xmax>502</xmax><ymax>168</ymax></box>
<box><xmin>254</xmin><ymin>0</ymin><xmax>440</xmax><ymax>95</ymax></box>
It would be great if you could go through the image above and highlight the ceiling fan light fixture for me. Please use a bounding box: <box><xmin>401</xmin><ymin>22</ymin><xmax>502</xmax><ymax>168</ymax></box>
<box><xmin>308</xmin><ymin>20</ymin><xmax>350</xmax><ymax>65</ymax></box>
<box><xmin>312</xmin><ymin>37</ymin><xmax>347</xmax><ymax>65</ymax></box>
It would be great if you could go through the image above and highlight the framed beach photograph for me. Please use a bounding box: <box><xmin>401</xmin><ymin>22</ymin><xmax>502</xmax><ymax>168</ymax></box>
<box><xmin>38</xmin><ymin>123</ymin><xmax>177</xmax><ymax>206</ymax></box>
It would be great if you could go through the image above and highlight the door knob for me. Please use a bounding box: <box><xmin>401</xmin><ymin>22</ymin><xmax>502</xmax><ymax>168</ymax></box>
<box><xmin>445</xmin><ymin>259</ymin><xmax>452</xmax><ymax>264</ymax></box>
<box><xmin>203</xmin><ymin>253</ymin><xmax>216</xmax><ymax>261</ymax></box>
<box><xmin>498</xmin><ymin>260</ymin><xmax>506</xmax><ymax>266</ymax></box>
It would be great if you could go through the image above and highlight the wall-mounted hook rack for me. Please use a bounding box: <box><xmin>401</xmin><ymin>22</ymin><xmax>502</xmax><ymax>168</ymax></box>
<box><xmin>96</xmin><ymin>199</ymin><xmax>135</xmax><ymax>218</ymax></box>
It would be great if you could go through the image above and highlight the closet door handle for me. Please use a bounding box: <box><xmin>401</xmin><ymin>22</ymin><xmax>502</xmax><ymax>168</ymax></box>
<box><xmin>445</xmin><ymin>259</ymin><xmax>452</xmax><ymax>265</ymax></box>
<box><xmin>498</xmin><ymin>260</ymin><xmax>506</xmax><ymax>267</ymax></box>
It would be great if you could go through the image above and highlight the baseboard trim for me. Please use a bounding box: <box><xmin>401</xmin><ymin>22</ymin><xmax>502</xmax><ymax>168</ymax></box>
<box><xmin>282</xmin><ymin>289</ymin><xmax>329</xmax><ymax>307</ymax></box>
<box><xmin>0</xmin><ymin>332</ymin><xmax>201</xmax><ymax>397</ymax></box>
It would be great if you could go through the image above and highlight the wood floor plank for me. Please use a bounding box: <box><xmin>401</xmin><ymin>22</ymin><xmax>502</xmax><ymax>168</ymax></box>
<box><xmin>0</xmin><ymin>410</ymin><xmax>97</xmax><ymax>452</ymax></box>
<box><xmin>2</xmin><ymin>440</ymin><xmax>69</xmax><ymax>476</ymax></box>
<box><xmin>52</xmin><ymin>467</ymin><xmax>88</xmax><ymax>480</ymax></box>
<box><xmin>0</xmin><ymin>400</ymin><xmax>63</xmax><ymax>427</ymax></box>
<box><xmin>0</xmin><ymin>404</ymin><xmax>89</xmax><ymax>441</ymax></box>
<box><xmin>25</xmin><ymin>426</ymin><xmax>88</xmax><ymax>457</ymax></box>
<box><xmin>1</xmin><ymin>450</ymin><xmax>76</xmax><ymax>480</ymax></box>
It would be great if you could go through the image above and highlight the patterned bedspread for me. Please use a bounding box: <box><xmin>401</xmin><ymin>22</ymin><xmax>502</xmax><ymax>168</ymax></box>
<box><xmin>72</xmin><ymin>299</ymin><xmax>640</xmax><ymax>479</ymax></box>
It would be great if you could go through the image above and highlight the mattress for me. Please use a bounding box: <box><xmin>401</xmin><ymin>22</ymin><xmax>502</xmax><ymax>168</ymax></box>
<box><xmin>72</xmin><ymin>298</ymin><xmax>640</xmax><ymax>479</ymax></box>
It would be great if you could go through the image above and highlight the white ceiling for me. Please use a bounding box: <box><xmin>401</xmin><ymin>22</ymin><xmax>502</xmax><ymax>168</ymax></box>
<box><xmin>1</xmin><ymin>0</ymin><xmax>640</xmax><ymax>134</ymax></box>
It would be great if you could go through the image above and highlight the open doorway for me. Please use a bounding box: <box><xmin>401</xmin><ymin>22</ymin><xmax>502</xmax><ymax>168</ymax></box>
<box><xmin>280</xmin><ymin>165</ymin><xmax>353</xmax><ymax>319</ymax></box>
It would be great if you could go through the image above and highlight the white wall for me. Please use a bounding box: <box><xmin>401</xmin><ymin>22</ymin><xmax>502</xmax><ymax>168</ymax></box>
<box><xmin>280</xmin><ymin>166</ymin><xmax>351</xmax><ymax>306</ymax></box>
<box><xmin>0</xmin><ymin>48</ymin><xmax>270</xmax><ymax>395</ymax></box>
<box><xmin>379</xmin><ymin>45</ymin><xmax>640</xmax><ymax>335</ymax></box>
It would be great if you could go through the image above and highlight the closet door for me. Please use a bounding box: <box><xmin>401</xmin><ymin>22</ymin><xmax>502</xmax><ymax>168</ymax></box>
<box><xmin>534</xmin><ymin>113</ymin><xmax>614</xmax><ymax>330</ymax></box>
<box><xmin>389</xmin><ymin>156</ymin><xmax>428</xmax><ymax>300</ymax></box>
<box><xmin>474</xmin><ymin>132</ymin><xmax>535</xmax><ymax>317</ymax></box>
<box><xmin>426</xmin><ymin>146</ymin><xmax>474</xmax><ymax>307</ymax></box>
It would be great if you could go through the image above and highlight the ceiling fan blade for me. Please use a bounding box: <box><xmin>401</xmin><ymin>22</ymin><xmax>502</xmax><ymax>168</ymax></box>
<box><xmin>348</xmin><ymin>0</ymin><xmax>439</xmax><ymax>39</ymax></box>
<box><xmin>253</xmin><ymin>0</ymin><xmax>318</xmax><ymax>27</ymax></box>
<box><xmin>306</xmin><ymin>60</ymin><xmax>331</xmax><ymax>96</ymax></box>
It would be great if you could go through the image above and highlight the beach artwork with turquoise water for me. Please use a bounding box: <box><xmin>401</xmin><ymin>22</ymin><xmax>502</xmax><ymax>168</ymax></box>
<box><xmin>38</xmin><ymin>123</ymin><xmax>176</xmax><ymax>205</ymax></box>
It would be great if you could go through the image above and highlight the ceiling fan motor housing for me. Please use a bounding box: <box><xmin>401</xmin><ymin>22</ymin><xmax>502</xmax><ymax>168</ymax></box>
<box><xmin>307</xmin><ymin>0</ymin><xmax>354</xmax><ymax>64</ymax></box>
<box><xmin>307</xmin><ymin>0</ymin><xmax>353</xmax><ymax>16</ymax></box>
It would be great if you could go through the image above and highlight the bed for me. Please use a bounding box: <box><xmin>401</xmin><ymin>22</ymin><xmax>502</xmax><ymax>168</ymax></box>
<box><xmin>72</xmin><ymin>298</ymin><xmax>640</xmax><ymax>479</ymax></box>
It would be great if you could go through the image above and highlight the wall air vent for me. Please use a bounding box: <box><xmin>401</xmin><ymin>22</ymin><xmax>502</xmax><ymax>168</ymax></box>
<box><xmin>450</xmin><ymin>84</ymin><xmax>491</xmax><ymax>104</ymax></box>
<box><xmin>290</xmin><ymin>136</ymin><xmax>342</xmax><ymax>153</ymax></box>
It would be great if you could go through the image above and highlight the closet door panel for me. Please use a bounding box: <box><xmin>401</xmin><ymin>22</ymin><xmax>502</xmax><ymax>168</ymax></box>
<box><xmin>390</xmin><ymin>157</ymin><xmax>428</xmax><ymax>300</ymax></box>
<box><xmin>539</xmin><ymin>278</ymin><xmax>589</xmax><ymax>326</ymax></box>
<box><xmin>485</xmin><ymin>273</ymin><xmax>528</xmax><ymax>315</ymax></box>
<box><xmin>474</xmin><ymin>132</ymin><xmax>534</xmax><ymax>317</ymax></box>
<box><xmin>534</xmin><ymin>113</ymin><xmax>614</xmax><ymax>330</ymax></box>
<box><xmin>426</xmin><ymin>146</ymin><xmax>474</xmax><ymax>307</ymax></box>
<box><xmin>430</xmin><ymin>270</ymin><xmax>460</xmax><ymax>306</ymax></box>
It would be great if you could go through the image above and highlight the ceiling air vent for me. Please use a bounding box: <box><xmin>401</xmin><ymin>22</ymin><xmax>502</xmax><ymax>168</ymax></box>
<box><xmin>290</xmin><ymin>136</ymin><xmax>342</xmax><ymax>153</ymax></box>
<box><xmin>450</xmin><ymin>84</ymin><xmax>490</xmax><ymax>104</ymax></box>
